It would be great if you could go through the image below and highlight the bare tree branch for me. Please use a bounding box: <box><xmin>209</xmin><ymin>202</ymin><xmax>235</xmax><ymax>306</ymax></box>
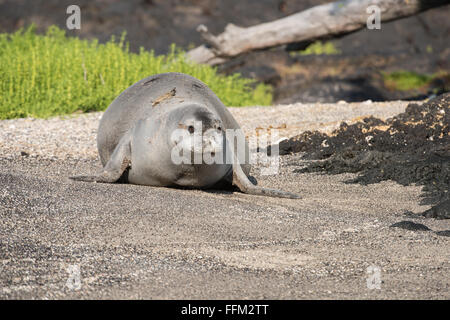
<box><xmin>187</xmin><ymin>0</ymin><xmax>449</xmax><ymax>65</ymax></box>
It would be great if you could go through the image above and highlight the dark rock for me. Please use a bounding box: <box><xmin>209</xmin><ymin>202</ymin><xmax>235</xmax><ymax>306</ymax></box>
<box><xmin>435</xmin><ymin>230</ymin><xmax>450</xmax><ymax>237</ymax></box>
<box><xmin>275</xmin><ymin>78</ymin><xmax>386</xmax><ymax>104</ymax></box>
<box><xmin>390</xmin><ymin>221</ymin><xmax>431</xmax><ymax>232</ymax></box>
<box><xmin>422</xmin><ymin>199</ymin><xmax>450</xmax><ymax>220</ymax></box>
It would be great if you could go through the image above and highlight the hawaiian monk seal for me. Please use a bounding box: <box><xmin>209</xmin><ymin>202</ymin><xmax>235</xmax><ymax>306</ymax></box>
<box><xmin>70</xmin><ymin>72</ymin><xmax>299</xmax><ymax>199</ymax></box>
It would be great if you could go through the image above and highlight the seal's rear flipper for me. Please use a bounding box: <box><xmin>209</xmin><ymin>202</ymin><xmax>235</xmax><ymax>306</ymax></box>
<box><xmin>69</xmin><ymin>134</ymin><xmax>131</xmax><ymax>184</ymax></box>
<box><xmin>231</xmin><ymin>153</ymin><xmax>300</xmax><ymax>199</ymax></box>
<box><xmin>68</xmin><ymin>168</ymin><xmax>128</xmax><ymax>183</ymax></box>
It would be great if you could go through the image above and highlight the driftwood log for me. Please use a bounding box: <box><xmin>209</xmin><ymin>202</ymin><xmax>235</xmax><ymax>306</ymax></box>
<box><xmin>187</xmin><ymin>0</ymin><xmax>449</xmax><ymax>65</ymax></box>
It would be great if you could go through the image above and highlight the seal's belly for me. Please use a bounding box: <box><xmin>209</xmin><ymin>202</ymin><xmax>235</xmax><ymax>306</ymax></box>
<box><xmin>127</xmin><ymin>162</ymin><xmax>232</xmax><ymax>188</ymax></box>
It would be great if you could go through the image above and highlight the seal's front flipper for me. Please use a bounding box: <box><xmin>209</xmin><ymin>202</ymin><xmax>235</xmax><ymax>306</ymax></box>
<box><xmin>69</xmin><ymin>135</ymin><xmax>131</xmax><ymax>184</ymax></box>
<box><xmin>232</xmin><ymin>162</ymin><xmax>300</xmax><ymax>199</ymax></box>
<box><xmin>230</xmin><ymin>147</ymin><xmax>300</xmax><ymax>199</ymax></box>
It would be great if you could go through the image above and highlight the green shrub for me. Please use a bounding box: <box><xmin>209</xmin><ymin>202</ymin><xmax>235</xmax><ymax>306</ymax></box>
<box><xmin>290</xmin><ymin>41</ymin><xmax>341</xmax><ymax>57</ymax></box>
<box><xmin>383</xmin><ymin>71</ymin><xmax>433</xmax><ymax>91</ymax></box>
<box><xmin>0</xmin><ymin>25</ymin><xmax>272</xmax><ymax>119</ymax></box>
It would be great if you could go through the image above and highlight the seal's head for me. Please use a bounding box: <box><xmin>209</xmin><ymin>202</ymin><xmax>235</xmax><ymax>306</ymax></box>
<box><xmin>129</xmin><ymin>103</ymin><xmax>231</xmax><ymax>188</ymax></box>
<box><xmin>170</xmin><ymin>104</ymin><xmax>224</xmax><ymax>160</ymax></box>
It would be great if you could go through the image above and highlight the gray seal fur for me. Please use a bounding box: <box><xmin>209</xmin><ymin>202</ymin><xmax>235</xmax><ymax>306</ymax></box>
<box><xmin>70</xmin><ymin>72</ymin><xmax>299</xmax><ymax>198</ymax></box>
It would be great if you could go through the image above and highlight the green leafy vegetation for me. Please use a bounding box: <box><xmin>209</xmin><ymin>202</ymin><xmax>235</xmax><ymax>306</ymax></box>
<box><xmin>0</xmin><ymin>25</ymin><xmax>272</xmax><ymax>119</ymax></box>
<box><xmin>290</xmin><ymin>41</ymin><xmax>341</xmax><ymax>57</ymax></box>
<box><xmin>383</xmin><ymin>71</ymin><xmax>434</xmax><ymax>91</ymax></box>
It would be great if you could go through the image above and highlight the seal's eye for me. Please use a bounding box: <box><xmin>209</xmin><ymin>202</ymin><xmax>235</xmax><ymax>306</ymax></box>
<box><xmin>217</xmin><ymin>127</ymin><xmax>222</xmax><ymax>132</ymax></box>
<box><xmin>188</xmin><ymin>125</ymin><xmax>195</xmax><ymax>134</ymax></box>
